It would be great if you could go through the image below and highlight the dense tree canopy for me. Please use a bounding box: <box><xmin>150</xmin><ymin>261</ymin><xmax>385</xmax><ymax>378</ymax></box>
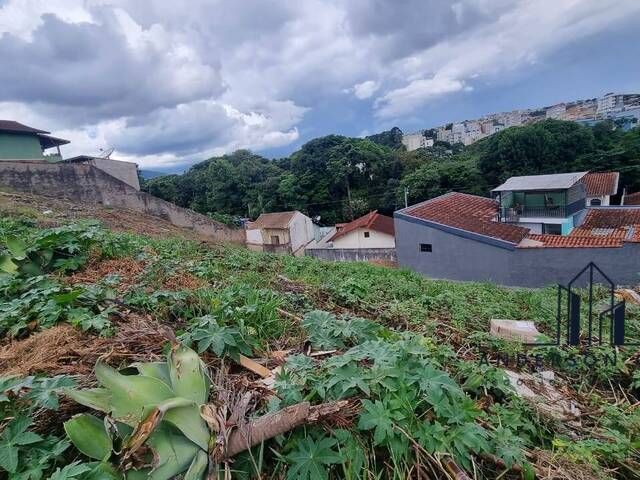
<box><xmin>144</xmin><ymin>121</ymin><xmax>640</xmax><ymax>224</ymax></box>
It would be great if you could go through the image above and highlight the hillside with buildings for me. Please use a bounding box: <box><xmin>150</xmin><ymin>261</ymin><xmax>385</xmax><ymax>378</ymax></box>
<box><xmin>402</xmin><ymin>92</ymin><xmax>640</xmax><ymax>150</ymax></box>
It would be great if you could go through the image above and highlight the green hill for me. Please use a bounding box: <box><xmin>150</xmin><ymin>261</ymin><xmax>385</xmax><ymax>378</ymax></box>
<box><xmin>0</xmin><ymin>211</ymin><xmax>639</xmax><ymax>479</ymax></box>
<box><xmin>143</xmin><ymin>121</ymin><xmax>640</xmax><ymax>224</ymax></box>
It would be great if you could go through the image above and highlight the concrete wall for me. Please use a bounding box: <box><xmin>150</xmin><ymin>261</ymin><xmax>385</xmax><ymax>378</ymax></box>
<box><xmin>0</xmin><ymin>161</ymin><xmax>245</xmax><ymax>244</ymax></box>
<box><xmin>82</xmin><ymin>158</ymin><xmax>140</xmax><ymax>190</ymax></box>
<box><xmin>289</xmin><ymin>212</ymin><xmax>315</xmax><ymax>253</ymax></box>
<box><xmin>395</xmin><ymin>214</ymin><xmax>640</xmax><ymax>287</ymax></box>
<box><xmin>333</xmin><ymin>228</ymin><xmax>395</xmax><ymax>249</ymax></box>
<box><xmin>306</xmin><ymin>247</ymin><xmax>397</xmax><ymax>263</ymax></box>
<box><xmin>0</xmin><ymin>133</ymin><xmax>44</xmax><ymax>160</ymax></box>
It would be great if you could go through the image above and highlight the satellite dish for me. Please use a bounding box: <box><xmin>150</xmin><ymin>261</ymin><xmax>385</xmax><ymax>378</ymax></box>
<box><xmin>98</xmin><ymin>147</ymin><xmax>115</xmax><ymax>159</ymax></box>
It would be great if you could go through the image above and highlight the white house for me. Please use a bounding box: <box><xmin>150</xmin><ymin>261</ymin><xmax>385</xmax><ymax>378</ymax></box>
<box><xmin>401</xmin><ymin>133</ymin><xmax>434</xmax><ymax>151</ymax></box>
<box><xmin>582</xmin><ymin>172</ymin><xmax>619</xmax><ymax>206</ymax></box>
<box><xmin>246</xmin><ymin>210</ymin><xmax>314</xmax><ymax>255</ymax></box>
<box><xmin>329</xmin><ymin>211</ymin><xmax>395</xmax><ymax>249</ymax></box>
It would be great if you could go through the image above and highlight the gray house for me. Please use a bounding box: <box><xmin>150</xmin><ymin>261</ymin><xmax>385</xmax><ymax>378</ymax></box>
<box><xmin>394</xmin><ymin>172</ymin><xmax>640</xmax><ymax>287</ymax></box>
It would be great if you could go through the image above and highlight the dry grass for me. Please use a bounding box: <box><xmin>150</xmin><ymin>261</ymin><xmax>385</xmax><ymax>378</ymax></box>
<box><xmin>0</xmin><ymin>313</ymin><xmax>174</xmax><ymax>377</ymax></box>
<box><xmin>66</xmin><ymin>257</ymin><xmax>146</xmax><ymax>292</ymax></box>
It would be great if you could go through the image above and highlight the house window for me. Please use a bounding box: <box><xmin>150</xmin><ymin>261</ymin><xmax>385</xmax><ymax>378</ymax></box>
<box><xmin>420</xmin><ymin>243</ymin><xmax>432</xmax><ymax>252</ymax></box>
<box><xmin>363</xmin><ymin>231</ymin><xmax>370</xmax><ymax>238</ymax></box>
<box><xmin>543</xmin><ymin>224</ymin><xmax>561</xmax><ymax>235</ymax></box>
<box><xmin>590</xmin><ymin>198</ymin><xmax>602</xmax><ymax>206</ymax></box>
<box><xmin>271</xmin><ymin>235</ymin><xmax>280</xmax><ymax>245</ymax></box>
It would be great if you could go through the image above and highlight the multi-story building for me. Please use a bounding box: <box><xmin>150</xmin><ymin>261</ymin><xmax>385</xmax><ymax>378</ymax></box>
<box><xmin>401</xmin><ymin>133</ymin><xmax>434</xmax><ymax>150</ymax></box>
<box><xmin>394</xmin><ymin>171</ymin><xmax>639</xmax><ymax>287</ymax></box>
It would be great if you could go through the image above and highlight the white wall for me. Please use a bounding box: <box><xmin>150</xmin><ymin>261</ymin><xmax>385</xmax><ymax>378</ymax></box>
<box><xmin>587</xmin><ymin>195</ymin><xmax>610</xmax><ymax>206</ymax></box>
<box><xmin>333</xmin><ymin>227</ymin><xmax>395</xmax><ymax>249</ymax></box>
<box><xmin>289</xmin><ymin>212</ymin><xmax>314</xmax><ymax>254</ymax></box>
<box><xmin>246</xmin><ymin>228</ymin><xmax>263</xmax><ymax>245</ymax></box>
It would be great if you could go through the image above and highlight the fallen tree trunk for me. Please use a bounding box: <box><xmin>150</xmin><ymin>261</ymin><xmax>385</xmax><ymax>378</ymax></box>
<box><xmin>225</xmin><ymin>400</ymin><xmax>349</xmax><ymax>458</ymax></box>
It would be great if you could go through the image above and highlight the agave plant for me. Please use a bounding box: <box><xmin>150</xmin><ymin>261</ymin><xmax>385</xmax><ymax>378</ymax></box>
<box><xmin>64</xmin><ymin>344</ymin><xmax>340</xmax><ymax>479</ymax></box>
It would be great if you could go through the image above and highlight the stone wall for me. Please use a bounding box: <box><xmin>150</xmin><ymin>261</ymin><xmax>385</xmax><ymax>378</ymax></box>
<box><xmin>0</xmin><ymin>161</ymin><xmax>245</xmax><ymax>244</ymax></box>
<box><xmin>305</xmin><ymin>247</ymin><xmax>397</xmax><ymax>263</ymax></box>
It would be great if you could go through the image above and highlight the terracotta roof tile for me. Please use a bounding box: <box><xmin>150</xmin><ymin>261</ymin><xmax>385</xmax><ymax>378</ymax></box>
<box><xmin>524</xmin><ymin>234</ymin><xmax>623</xmax><ymax>248</ymax></box>
<box><xmin>624</xmin><ymin>192</ymin><xmax>640</xmax><ymax>205</ymax></box>
<box><xmin>582</xmin><ymin>172</ymin><xmax>619</xmax><ymax>196</ymax></box>
<box><xmin>522</xmin><ymin>207</ymin><xmax>640</xmax><ymax>248</ymax></box>
<box><xmin>403</xmin><ymin>192</ymin><xmax>529</xmax><ymax>244</ymax></box>
<box><xmin>330</xmin><ymin>211</ymin><xmax>394</xmax><ymax>241</ymax></box>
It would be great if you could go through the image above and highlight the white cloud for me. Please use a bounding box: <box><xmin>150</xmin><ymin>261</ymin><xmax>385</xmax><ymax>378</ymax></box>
<box><xmin>352</xmin><ymin>80</ymin><xmax>380</xmax><ymax>100</ymax></box>
<box><xmin>1</xmin><ymin>0</ymin><xmax>639</xmax><ymax>166</ymax></box>
<box><xmin>375</xmin><ymin>76</ymin><xmax>468</xmax><ymax>118</ymax></box>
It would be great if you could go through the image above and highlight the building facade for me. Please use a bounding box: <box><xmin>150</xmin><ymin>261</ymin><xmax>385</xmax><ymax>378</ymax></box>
<box><xmin>394</xmin><ymin>172</ymin><xmax>640</xmax><ymax>287</ymax></box>
<box><xmin>246</xmin><ymin>211</ymin><xmax>314</xmax><ymax>255</ymax></box>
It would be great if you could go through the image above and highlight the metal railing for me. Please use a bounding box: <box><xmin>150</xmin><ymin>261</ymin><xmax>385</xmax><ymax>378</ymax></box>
<box><xmin>498</xmin><ymin>199</ymin><xmax>585</xmax><ymax>221</ymax></box>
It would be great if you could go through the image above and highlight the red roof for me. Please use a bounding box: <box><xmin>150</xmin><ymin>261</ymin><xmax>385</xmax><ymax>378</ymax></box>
<box><xmin>330</xmin><ymin>211</ymin><xmax>394</xmax><ymax>241</ymax></box>
<box><xmin>624</xmin><ymin>192</ymin><xmax>640</xmax><ymax>205</ymax></box>
<box><xmin>582</xmin><ymin>172</ymin><xmax>619</xmax><ymax>196</ymax></box>
<box><xmin>403</xmin><ymin>192</ymin><xmax>529</xmax><ymax>244</ymax></box>
<box><xmin>525</xmin><ymin>234</ymin><xmax>624</xmax><ymax>248</ymax></box>
<box><xmin>522</xmin><ymin>208</ymin><xmax>640</xmax><ymax>248</ymax></box>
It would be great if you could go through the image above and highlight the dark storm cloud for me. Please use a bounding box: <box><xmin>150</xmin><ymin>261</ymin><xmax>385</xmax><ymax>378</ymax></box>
<box><xmin>0</xmin><ymin>11</ymin><xmax>223</xmax><ymax>122</ymax></box>
<box><xmin>343</xmin><ymin>0</ymin><xmax>512</xmax><ymax>60</ymax></box>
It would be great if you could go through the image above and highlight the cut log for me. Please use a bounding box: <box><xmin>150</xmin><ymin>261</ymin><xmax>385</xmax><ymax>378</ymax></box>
<box><xmin>224</xmin><ymin>400</ymin><xmax>349</xmax><ymax>459</ymax></box>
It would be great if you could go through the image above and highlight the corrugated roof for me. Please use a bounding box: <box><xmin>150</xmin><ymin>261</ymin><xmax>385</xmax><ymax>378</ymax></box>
<box><xmin>0</xmin><ymin>120</ymin><xmax>49</xmax><ymax>134</ymax></box>
<box><xmin>330</xmin><ymin>211</ymin><xmax>394</xmax><ymax>241</ymax></box>
<box><xmin>249</xmin><ymin>211</ymin><xmax>298</xmax><ymax>229</ymax></box>
<box><xmin>582</xmin><ymin>172</ymin><xmax>619</xmax><ymax>196</ymax></box>
<box><xmin>492</xmin><ymin>172</ymin><xmax>588</xmax><ymax>192</ymax></box>
<box><xmin>403</xmin><ymin>192</ymin><xmax>530</xmax><ymax>244</ymax></box>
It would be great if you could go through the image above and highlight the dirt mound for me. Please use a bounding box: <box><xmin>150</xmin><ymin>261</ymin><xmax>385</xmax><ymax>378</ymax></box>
<box><xmin>0</xmin><ymin>314</ymin><xmax>175</xmax><ymax>377</ymax></box>
<box><xmin>0</xmin><ymin>190</ymin><xmax>212</xmax><ymax>241</ymax></box>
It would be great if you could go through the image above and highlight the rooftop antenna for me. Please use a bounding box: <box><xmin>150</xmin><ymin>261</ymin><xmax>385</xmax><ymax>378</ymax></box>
<box><xmin>98</xmin><ymin>146</ymin><xmax>115</xmax><ymax>159</ymax></box>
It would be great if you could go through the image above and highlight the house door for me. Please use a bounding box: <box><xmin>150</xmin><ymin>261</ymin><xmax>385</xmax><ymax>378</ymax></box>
<box><xmin>271</xmin><ymin>235</ymin><xmax>280</xmax><ymax>245</ymax></box>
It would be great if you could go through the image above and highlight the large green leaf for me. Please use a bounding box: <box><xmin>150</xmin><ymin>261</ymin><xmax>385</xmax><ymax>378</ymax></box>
<box><xmin>5</xmin><ymin>235</ymin><xmax>27</xmax><ymax>260</ymax></box>
<box><xmin>147</xmin><ymin>426</ymin><xmax>201</xmax><ymax>480</ymax></box>
<box><xmin>132</xmin><ymin>362</ymin><xmax>171</xmax><ymax>387</ymax></box>
<box><xmin>64</xmin><ymin>388</ymin><xmax>112</xmax><ymax>413</ymax></box>
<box><xmin>167</xmin><ymin>345</ymin><xmax>209</xmax><ymax>404</ymax></box>
<box><xmin>162</xmin><ymin>401</ymin><xmax>209</xmax><ymax>451</ymax></box>
<box><xmin>0</xmin><ymin>254</ymin><xmax>18</xmax><ymax>274</ymax></box>
<box><xmin>184</xmin><ymin>450</ymin><xmax>208</xmax><ymax>480</ymax></box>
<box><xmin>95</xmin><ymin>362</ymin><xmax>174</xmax><ymax>425</ymax></box>
<box><xmin>64</xmin><ymin>414</ymin><xmax>113</xmax><ymax>461</ymax></box>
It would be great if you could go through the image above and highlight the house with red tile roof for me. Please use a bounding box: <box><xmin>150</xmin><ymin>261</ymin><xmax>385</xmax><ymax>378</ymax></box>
<box><xmin>305</xmin><ymin>211</ymin><xmax>397</xmax><ymax>263</ymax></box>
<box><xmin>394</xmin><ymin>171</ymin><xmax>640</xmax><ymax>287</ymax></box>
<box><xmin>329</xmin><ymin>211</ymin><xmax>395</xmax><ymax>248</ymax></box>
<box><xmin>582</xmin><ymin>172</ymin><xmax>619</xmax><ymax>206</ymax></box>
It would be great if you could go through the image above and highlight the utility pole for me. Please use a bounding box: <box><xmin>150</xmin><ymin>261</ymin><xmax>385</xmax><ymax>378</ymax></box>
<box><xmin>404</xmin><ymin>187</ymin><xmax>409</xmax><ymax>208</ymax></box>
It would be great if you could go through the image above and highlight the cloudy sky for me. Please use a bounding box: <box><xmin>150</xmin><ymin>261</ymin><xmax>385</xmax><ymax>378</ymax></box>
<box><xmin>1</xmin><ymin>0</ymin><xmax>639</xmax><ymax>171</ymax></box>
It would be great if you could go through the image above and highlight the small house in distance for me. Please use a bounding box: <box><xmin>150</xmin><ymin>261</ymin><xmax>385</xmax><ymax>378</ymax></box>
<box><xmin>330</xmin><ymin>211</ymin><xmax>395</xmax><ymax>248</ymax></box>
<box><xmin>305</xmin><ymin>211</ymin><xmax>396</xmax><ymax>263</ymax></box>
<box><xmin>246</xmin><ymin>211</ymin><xmax>314</xmax><ymax>255</ymax></box>
<box><xmin>0</xmin><ymin>120</ymin><xmax>69</xmax><ymax>161</ymax></box>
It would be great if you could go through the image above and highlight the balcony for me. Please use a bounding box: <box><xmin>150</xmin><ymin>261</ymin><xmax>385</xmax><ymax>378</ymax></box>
<box><xmin>498</xmin><ymin>199</ymin><xmax>585</xmax><ymax>222</ymax></box>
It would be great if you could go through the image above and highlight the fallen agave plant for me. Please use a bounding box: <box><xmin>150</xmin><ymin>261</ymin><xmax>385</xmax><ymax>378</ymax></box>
<box><xmin>64</xmin><ymin>344</ymin><xmax>348</xmax><ymax>479</ymax></box>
